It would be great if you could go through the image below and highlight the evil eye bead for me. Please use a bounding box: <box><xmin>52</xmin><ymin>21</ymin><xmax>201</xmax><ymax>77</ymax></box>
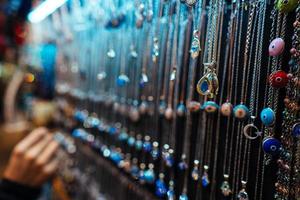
<box><xmin>139</xmin><ymin>101</ymin><xmax>148</xmax><ymax>115</ymax></box>
<box><xmin>127</xmin><ymin>136</ymin><xmax>136</xmax><ymax>147</ymax></box>
<box><xmin>292</xmin><ymin>122</ymin><xmax>300</xmax><ymax>137</ymax></box>
<box><xmin>165</xmin><ymin>107</ymin><xmax>173</xmax><ymax>120</ymax></box>
<box><xmin>179</xmin><ymin>194</ymin><xmax>189</xmax><ymax>200</ymax></box>
<box><xmin>276</xmin><ymin>0</ymin><xmax>298</xmax><ymax>13</ymax></box>
<box><xmin>144</xmin><ymin>168</ymin><xmax>155</xmax><ymax>183</ymax></box>
<box><xmin>260</xmin><ymin>108</ymin><xmax>275</xmax><ymax>126</ymax></box>
<box><xmin>188</xmin><ymin>101</ymin><xmax>201</xmax><ymax>113</ymax></box>
<box><xmin>118</xmin><ymin>131</ymin><xmax>129</xmax><ymax>141</ymax></box>
<box><xmin>135</xmin><ymin>140</ymin><xmax>143</xmax><ymax>151</ymax></box>
<box><xmin>262</xmin><ymin>137</ymin><xmax>281</xmax><ymax>155</ymax></box>
<box><xmin>220</xmin><ymin>102</ymin><xmax>233</xmax><ymax>116</ymax></box>
<box><xmin>116</xmin><ymin>74</ymin><xmax>130</xmax><ymax>87</ymax></box>
<box><xmin>159</xmin><ymin>101</ymin><xmax>167</xmax><ymax>115</ymax></box>
<box><xmin>269</xmin><ymin>38</ymin><xmax>285</xmax><ymax>56</ymax></box>
<box><xmin>269</xmin><ymin>70</ymin><xmax>289</xmax><ymax>88</ymax></box>
<box><xmin>129</xmin><ymin>107</ymin><xmax>140</xmax><ymax>122</ymax></box>
<box><xmin>233</xmin><ymin>104</ymin><xmax>250</xmax><ymax>120</ymax></box>
<box><xmin>202</xmin><ymin>101</ymin><xmax>219</xmax><ymax>113</ymax></box>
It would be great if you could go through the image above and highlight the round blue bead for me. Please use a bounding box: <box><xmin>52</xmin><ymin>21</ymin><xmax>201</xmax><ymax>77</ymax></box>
<box><xmin>292</xmin><ymin>123</ymin><xmax>300</xmax><ymax>137</ymax></box>
<box><xmin>179</xmin><ymin>194</ymin><xmax>189</xmax><ymax>200</ymax></box>
<box><xmin>144</xmin><ymin>169</ymin><xmax>155</xmax><ymax>183</ymax></box>
<box><xmin>143</xmin><ymin>142</ymin><xmax>152</xmax><ymax>152</ymax></box>
<box><xmin>135</xmin><ymin>140</ymin><xmax>143</xmax><ymax>150</ymax></box>
<box><xmin>262</xmin><ymin>137</ymin><xmax>281</xmax><ymax>155</ymax></box>
<box><xmin>128</xmin><ymin>137</ymin><xmax>136</xmax><ymax>147</ymax></box>
<box><xmin>260</xmin><ymin>108</ymin><xmax>275</xmax><ymax>126</ymax></box>
<box><xmin>118</xmin><ymin>132</ymin><xmax>129</xmax><ymax>141</ymax></box>
<box><xmin>155</xmin><ymin>180</ymin><xmax>167</xmax><ymax>197</ymax></box>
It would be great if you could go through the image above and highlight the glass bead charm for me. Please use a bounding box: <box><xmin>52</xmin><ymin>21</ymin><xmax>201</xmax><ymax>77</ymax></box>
<box><xmin>276</xmin><ymin>0</ymin><xmax>298</xmax><ymax>13</ymax></box>
<box><xmin>185</xmin><ymin>0</ymin><xmax>198</xmax><ymax>6</ymax></box>
<box><xmin>269</xmin><ymin>70</ymin><xmax>289</xmax><ymax>88</ymax></box>
<box><xmin>191</xmin><ymin>160</ymin><xmax>200</xmax><ymax>181</ymax></box>
<box><xmin>188</xmin><ymin>101</ymin><xmax>201</xmax><ymax>112</ymax></box>
<box><xmin>117</xmin><ymin>74</ymin><xmax>130</xmax><ymax>87</ymax></box>
<box><xmin>262</xmin><ymin>136</ymin><xmax>282</xmax><ymax>155</ymax></box>
<box><xmin>129</xmin><ymin>106</ymin><xmax>140</xmax><ymax>122</ymax></box>
<box><xmin>167</xmin><ymin>181</ymin><xmax>175</xmax><ymax>200</ymax></box>
<box><xmin>292</xmin><ymin>122</ymin><xmax>300</xmax><ymax>137</ymax></box>
<box><xmin>155</xmin><ymin>175</ymin><xmax>167</xmax><ymax>197</ymax></box>
<box><xmin>139</xmin><ymin>73</ymin><xmax>149</xmax><ymax>88</ymax></box>
<box><xmin>179</xmin><ymin>193</ymin><xmax>189</xmax><ymax>200</ymax></box>
<box><xmin>220</xmin><ymin>102</ymin><xmax>233</xmax><ymax>116</ymax></box>
<box><xmin>201</xmin><ymin>165</ymin><xmax>210</xmax><ymax>187</ymax></box>
<box><xmin>176</xmin><ymin>103</ymin><xmax>186</xmax><ymax>117</ymax></box>
<box><xmin>202</xmin><ymin>101</ymin><xmax>219</xmax><ymax>113</ymax></box>
<box><xmin>269</xmin><ymin>38</ymin><xmax>285</xmax><ymax>56</ymax></box>
<box><xmin>233</xmin><ymin>104</ymin><xmax>250</xmax><ymax>120</ymax></box>
<box><xmin>190</xmin><ymin>30</ymin><xmax>201</xmax><ymax>59</ymax></box>
<box><xmin>127</xmin><ymin>136</ymin><xmax>136</xmax><ymax>147</ymax></box>
<box><xmin>107</xmin><ymin>49</ymin><xmax>116</xmax><ymax>58</ymax></box>
<box><xmin>260</xmin><ymin>108</ymin><xmax>276</xmax><ymax>126</ymax></box>
<box><xmin>118</xmin><ymin>131</ymin><xmax>129</xmax><ymax>141</ymax></box>
<box><xmin>159</xmin><ymin>101</ymin><xmax>167</xmax><ymax>115</ymax></box>
<box><xmin>139</xmin><ymin>100</ymin><xmax>148</xmax><ymax>115</ymax></box>
<box><xmin>237</xmin><ymin>185</ymin><xmax>249</xmax><ymax>200</ymax></box>
<box><xmin>144</xmin><ymin>166</ymin><xmax>155</xmax><ymax>183</ymax></box>
<box><xmin>196</xmin><ymin>62</ymin><xmax>219</xmax><ymax>98</ymax></box>
<box><xmin>220</xmin><ymin>174</ymin><xmax>232</xmax><ymax>197</ymax></box>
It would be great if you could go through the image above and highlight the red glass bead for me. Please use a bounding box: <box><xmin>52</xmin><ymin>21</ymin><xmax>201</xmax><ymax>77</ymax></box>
<box><xmin>269</xmin><ymin>70</ymin><xmax>289</xmax><ymax>88</ymax></box>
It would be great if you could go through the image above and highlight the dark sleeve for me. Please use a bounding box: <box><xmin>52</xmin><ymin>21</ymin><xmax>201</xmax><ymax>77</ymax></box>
<box><xmin>0</xmin><ymin>179</ymin><xmax>41</xmax><ymax>200</ymax></box>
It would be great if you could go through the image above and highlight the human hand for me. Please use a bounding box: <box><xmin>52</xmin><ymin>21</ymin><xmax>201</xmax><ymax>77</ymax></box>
<box><xmin>3</xmin><ymin>127</ymin><xmax>60</xmax><ymax>187</ymax></box>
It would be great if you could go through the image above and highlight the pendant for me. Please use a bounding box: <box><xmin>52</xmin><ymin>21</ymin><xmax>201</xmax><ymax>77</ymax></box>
<box><xmin>269</xmin><ymin>38</ymin><xmax>285</xmax><ymax>56</ymax></box>
<box><xmin>107</xmin><ymin>49</ymin><xmax>116</xmax><ymax>58</ymax></box>
<box><xmin>201</xmin><ymin>165</ymin><xmax>210</xmax><ymax>187</ymax></box>
<box><xmin>220</xmin><ymin>174</ymin><xmax>232</xmax><ymax>197</ymax></box>
<box><xmin>165</xmin><ymin>106</ymin><xmax>174</xmax><ymax>120</ymax></box>
<box><xmin>138</xmin><ymin>163</ymin><xmax>146</xmax><ymax>184</ymax></box>
<box><xmin>130</xmin><ymin>158</ymin><xmax>139</xmax><ymax>180</ymax></box>
<box><xmin>190</xmin><ymin>30</ymin><xmax>201</xmax><ymax>59</ymax></box>
<box><xmin>144</xmin><ymin>164</ymin><xmax>155</xmax><ymax>183</ymax></box>
<box><xmin>177</xmin><ymin>103</ymin><xmax>187</xmax><ymax>117</ymax></box>
<box><xmin>196</xmin><ymin>62</ymin><xmax>219</xmax><ymax>98</ymax></box>
<box><xmin>155</xmin><ymin>174</ymin><xmax>167</xmax><ymax>197</ymax></box>
<box><xmin>122</xmin><ymin>154</ymin><xmax>131</xmax><ymax>173</ymax></box>
<box><xmin>135</xmin><ymin>137</ymin><xmax>143</xmax><ymax>151</ymax></box>
<box><xmin>188</xmin><ymin>101</ymin><xmax>201</xmax><ymax>113</ymax></box>
<box><xmin>151</xmin><ymin>142</ymin><xmax>160</xmax><ymax>160</ymax></box>
<box><xmin>167</xmin><ymin>181</ymin><xmax>175</xmax><ymax>200</ymax></box>
<box><xmin>159</xmin><ymin>100</ymin><xmax>167</xmax><ymax>115</ymax></box>
<box><xmin>233</xmin><ymin>104</ymin><xmax>250</xmax><ymax>120</ymax></box>
<box><xmin>139</xmin><ymin>100</ymin><xmax>149</xmax><ymax>115</ymax></box>
<box><xmin>292</xmin><ymin>122</ymin><xmax>300</xmax><ymax>137</ymax></box>
<box><xmin>276</xmin><ymin>0</ymin><xmax>298</xmax><ymax>13</ymax></box>
<box><xmin>118</xmin><ymin>130</ymin><xmax>129</xmax><ymax>142</ymax></box>
<box><xmin>152</xmin><ymin>37</ymin><xmax>159</xmax><ymax>63</ymax></box>
<box><xmin>139</xmin><ymin>73</ymin><xmax>149</xmax><ymax>88</ymax></box>
<box><xmin>220</xmin><ymin>101</ymin><xmax>233</xmax><ymax>116</ymax></box>
<box><xmin>127</xmin><ymin>136</ymin><xmax>136</xmax><ymax>147</ymax></box>
<box><xmin>178</xmin><ymin>154</ymin><xmax>188</xmax><ymax>171</ymax></box>
<box><xmin>97</xmin><ymin>71</ymin><xmax>107</xmax><ymax>81</ymax></box>
<box><xmin>117</xmin><ymin>74</ymin><xmax>130</xmax><ymax>87</ymax></box>
<box><xmin>269</xmin><ymin>70</ymin><xmax>289</xmax><ymax>88</ymax></box>
<box><xmin>130</xmin><ymin>45</ymin><xmax>138</xmax><ymax>58</ymax></box>
<box><xmin>243</xmin><ymin>116</ymin><xmax>262</xmax><ymax>140</ymax></box>
<box><xmin>143</xmin><ymin>136</ymin><xmax>152</xmax><ymax>152</ymax></box>
<box><xmin>191</xmin><ymin>160</ymin><xmax>200</xmax><ymax>181</ymax></box>
<box><xmin>202</xmin><ymin>101</ymin><xmax>219</xmax><ymax>113</ymax></box>
<box><xmin>237</xmin><ymin>181</ymin><xmax>249</xmax><ymax>200</ymax></box>
<box><xmin>262</xmin><ymin>136</ymin><xmax>282</xmax><ymax>156</ymax></box>
<box><xmin>260</xmin><ymin>108</ymin><xmax>276</xmax><ymax>126</ymax></box>
<box><xmin>179</xmin><ymin>193</ymin><xmax>189</xmax><ymax>200</ymax></box>
<box><xmin>129</xmin><ymin>105</ymin><xmax>140</xmax><ymax>122</ymax></box>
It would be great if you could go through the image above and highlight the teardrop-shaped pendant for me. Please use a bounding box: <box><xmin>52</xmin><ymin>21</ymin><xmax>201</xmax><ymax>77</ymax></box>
<box><xmin>197</xmin><ymin>76</ymin><xmax>211</xmax><ymax>96</ymax></box>
<box><xmin>201</xmin><ymin>165</ymin><xmax>210</xmax><ymax>187</ymax></box>
<box><xmin>190</xmin><ymin>30</ymin><xmax>201</xmax><ymax>59</ymax></box>
<box><xmin>220</xmin><ymin>174</ymin><xmax>232</xmax><ymax>197</ymax></box>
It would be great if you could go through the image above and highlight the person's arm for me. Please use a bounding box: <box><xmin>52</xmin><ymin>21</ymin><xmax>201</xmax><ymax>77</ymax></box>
<box><xmin>0</xmin><ymin>128</ymin><xmax>59</xmax><ymax>200</ymax></box>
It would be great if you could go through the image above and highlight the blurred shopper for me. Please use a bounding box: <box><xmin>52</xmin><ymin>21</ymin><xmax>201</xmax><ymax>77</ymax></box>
<box><xmin>0</xmin><ymin>127</ymin><xmax>59</xmax><ymax>200</ymax></box>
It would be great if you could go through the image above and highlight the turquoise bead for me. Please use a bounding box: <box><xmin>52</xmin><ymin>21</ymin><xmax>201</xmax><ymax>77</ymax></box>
<box><xmin>260</xmin><ymin>108</ymin><xmax>275</xmax><ymax>126</ymax></box>
<box><xmin>233</xmin><ymin>104</ymin><xmax>250</xmax><ymax>120</ymax></box>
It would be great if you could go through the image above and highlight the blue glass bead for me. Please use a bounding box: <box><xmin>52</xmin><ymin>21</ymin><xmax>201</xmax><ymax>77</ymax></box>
<box><xmin>127</xmin><ymin>137</ymin><xmax>136</xmax><ymax>147</ymax></box>
<box><xmin>260</xmin><ymin>108</ymin><xmax>275</xmax><ymax>126</ymax></box>
<box><xmin>167</xmin><ymin>189</ymin><xmax>175</xmax><ymax>200</ymax></box>
<box><xmin>110</xmin><ymin>151</ymin><xmax>123</xmax><ymax>165</ymax></box>
<box><xmin>200</xmin><ymin>80</ymin><xmax>209</xmax><ymax>93</ymax></box>
<box><xmin>118</xmin><ymin>132</ymin><xmax>129</xmax><ymax>141</ymax></box>
<box><xmin>72</xmin><ymin>129</ymin><xmax>86</xmax><ymax>139</ymax></box>
<box><xmin>155</xmin><ymin>180</ymin><xmax>167</xmax><ymax>197</ymax></box>
<box><xmin>178</xmin><ymin>161</ymin><xmax>188</xmax><ymax>171</ymax></box>
<box><xmin>144</xmin><ymin>169</ymin><xmax>155</xmax><ymax>183</ymax></box>
<box><xmin>202</xmin><ymin>175</ymin><xmax>210</xmax><ymax>187</ymax></box>
<box><xmin>74</xmin><ymin>110</ymin><xmax>87</xmax><ymax>122</ymax></box>
<box><xmin>143</xmin><ymin>141</ymin><xmax>152</xmax><ymax>152</ymax></box>
<box><xmin>151</xmin><ymin>149</ymin><xmax>160</xmax><ymax>160</ymax></box>
<box><xmin>108</xmin><ymin>126</ymin><xmax>117</xmax><ymax>136</ymax></box>
<box><xmin>130</xmin><ymin>165</ymin><xmax>139</xmax><ymax>178</ymax></box>
<box><xmin>135</xmin><ymin>140</ymin><xmax>143</xmax><ymax>150</ymax></box>
<box><xmin>179</xmin><ymin>194</ymin><xmax>189</xmax><ymax>200</ymax></box>
<box><xmin>116</xmin><ymin>74</ymin><xmax>130</xmax><ymax>87</ymax></box>
<box><xmin>262</xmin><ymin>137</ymin><xmax>282</xmax><ymax>155</ymax></box>
<box><xmin>233</xmin><ymin>104</ymin><xmax>250</xmax><ymax>120</ymax></box>
<box><xmin>292</xmin><ymin>123</ymin><xmax>300</xmax><ymax>137</ymax></box>
<box><xmin>165</xmin><ymin>156</ymin><xmax>174</xmax><ymax>167</ymax></box>
<box><xmin>177</xmin><ymin>103</ymin><xmax>186</xmax><ymax>116</ymax></box>
<box><xmin>201</xmin><ymin>101</ymin><xmax>219</xmax><ymax>113</ymax></box>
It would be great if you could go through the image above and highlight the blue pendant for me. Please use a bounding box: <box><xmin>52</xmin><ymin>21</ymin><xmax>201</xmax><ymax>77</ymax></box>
<box><xmin>135</xmin><ymin>140</ymin><xmax>143</xmax><ymax>150</ymax></box>
<box><xmin>177</xmin><ymin>103</ymin><xmax>186</xmax><ymax>117</ymax></box>
<box><xmin>139</xmin><ymin>73</ymin><xmax>149</xmax><ymax>88</ymax></box>
<box><xmin>127</xmin><ymin>137</ymin><xmax>136</xmax><ymax>147</ymax></box>
<box><xmin>178</xmin><ymin>161</ymin><xmax>188</xmax><ymax>171</ymax></box>
<box><xmin>262</xmin><ymin>137</ymin><xmax>281</xmax><ymax>155</ymax></box>
<box><xmin>130</xmin><ymin>165</ymin><xmax>139</xmax><ymax>179</ymax></box>
<box><xmin>202</xmin><ymin>101</ymin><xmax>219</xmax><ymax>113</ymax></box>
<box><xmin>165</xmin><ymin>155</ymin><xmax>174</xmax><ymax>167</ymax></box>
<box><xmin>74</xmin><ymin>110</ymin><xmax>88</xmax><ymax>122</ymax></box>
<box><xmin>118</xmin><ymin>131</ymin><xmax>129</xmax><ymax>141</ymax></box>
<box><xmin>72</xmin><ymin>129</ymin><xmax>86</xmax><ymax>139</ymax></box>
<box><xmin>159</xmin><ymin>101</ymin><xmax>167</xmax><ymax>115</ymax></box>
<box><xmin>202</xmin><ymin>174</ymin><xmax>210</xmax><ymax>187</ymax></box>
<box><xmin>116</xmin><ymin>74</ymin><xmax>130</xmax><ymax>87</ymax></box>
<box><xmin>110</xmin><ymin>151</ymin><xmax>123</xmax><ymax>165</ymax></box>
<box><xmin>144</xmin><ymin>169</ymin><xmax>155</xmax><ymax>183</ymax></box>
<box><xmin>179</xmin><ymin>194</ymin><xmax>189</xmax><ymax>200</ymax></box>
<box><xmin>155</xmin><ymin>179</ymin><xmax>167</xmax><ymax>197</ymax></box>
<box><xmin>233</xmin><ymin>104</ymin><xmax>250</xmax><ymax>120</ymax></box>
<box><xmin>108</xmin><ymin>126</ymin><xmax>117</xmax><ymax>136</ymax></box>
<box><xmin>292</xmin><ymin>122</ymin><xmax>300</xmax><ymax>137</ymax></box>
<box><xmin>167</xmin><ymin>189</ymin><xmax>175</xmax><ymax>200</ymax></box>
<box><xmin>197</xmin><ymin>77</ymin><xmax>210</xmax><ymax>95</ymax></box>
<box><xmin>143</xmin><ymin>141</ymin><xmax>152</xmax><ymax>152</ymax></box>
<box><xmin>260</xmin><ymin>108</ymin><xmax>275</xmax><ymax>126</ymax></box>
